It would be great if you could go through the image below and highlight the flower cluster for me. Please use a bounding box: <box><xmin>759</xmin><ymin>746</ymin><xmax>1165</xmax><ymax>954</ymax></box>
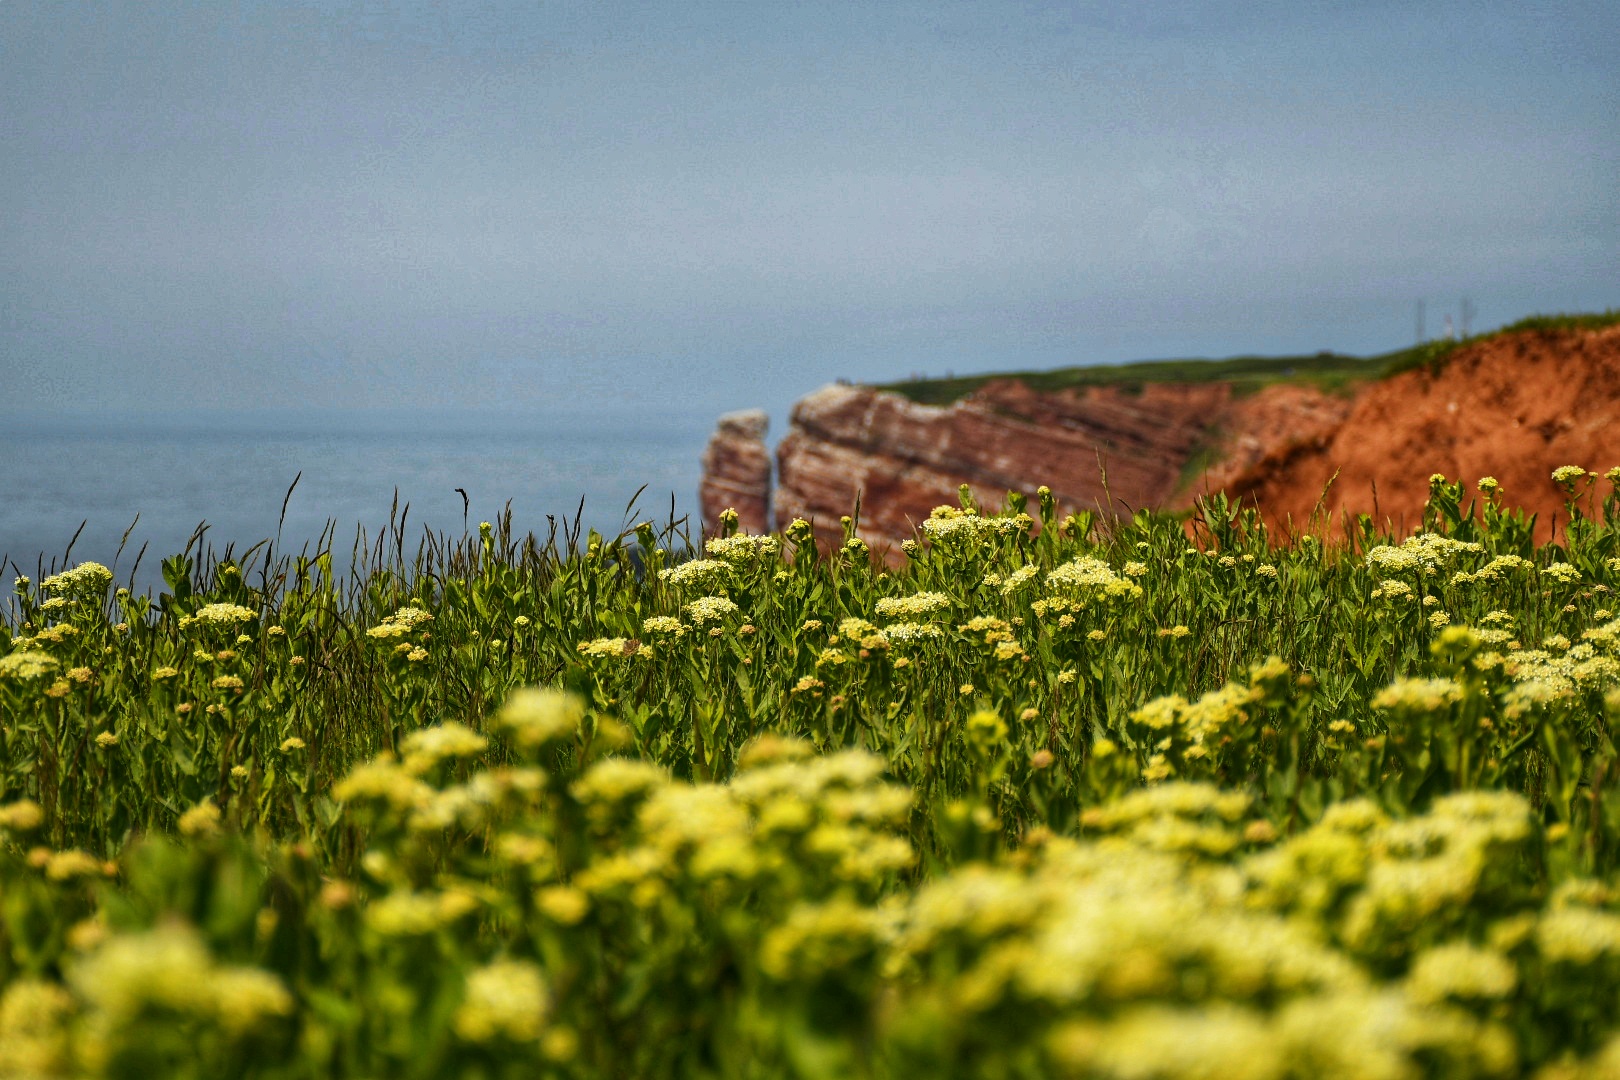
<box><xmin>40</xmin><ymin>561</ymin><xmax>113</xmax><ymax>598</ymax></box>
<box><xmin>874</xmin><ymin>591</ymin><xmax>952</xmax><ymax>620</ymax></box>
<box><xmin>685</xmin><ymin>595</ymin><xmax>740</xmax><ymax>624</ymax></box>
<box><xmin>704</xmin><ymin>534</ymin><xmax>781</xmax><ymax>563</ymax></box>
<box><xmin>658</xmin><ymin>558</ymin><xmax>731</xmax><ymax>592</ymax></box>
<box><xmin>1366</xmin><ymin>533</ymin><xmax>1483</xmax><ymax>574</ymax></box>
<box><xmin>180</xmin><ymin>603</ymin><xmax>260</xmax><ymax>632</ymax></box>
<box><xmin>1046</xmin><ymin>556</ymin><xmax>1142</xmax><ymax>601</ymax></box>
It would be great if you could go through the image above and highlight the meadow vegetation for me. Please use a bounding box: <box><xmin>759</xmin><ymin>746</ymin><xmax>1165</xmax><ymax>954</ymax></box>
<box><xmin>11</xmin><ymin>470</ymin><xmax>1620</xmax><ymax>1076</ymax></box>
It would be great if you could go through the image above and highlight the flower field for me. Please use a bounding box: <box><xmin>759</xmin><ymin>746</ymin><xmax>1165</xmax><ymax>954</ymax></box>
<box><xmin>11</xmin><ymin>472</ymin><xmax>1620</xmax><ymax>1077</ymax></box>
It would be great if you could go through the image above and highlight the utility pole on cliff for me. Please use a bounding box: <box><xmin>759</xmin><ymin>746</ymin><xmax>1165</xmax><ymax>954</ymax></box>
<box><xmin>1415</xmin><ymin>299</ymin><xmax>1426</xmax><ymax>344</ymax></box>
<box><xmin>1461</xmin><ymin>297</ymin><xmax>1476</xmax><ymax>338</ymax></box>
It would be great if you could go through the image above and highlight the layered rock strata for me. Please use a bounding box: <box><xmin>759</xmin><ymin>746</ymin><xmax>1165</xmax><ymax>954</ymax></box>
<box><xmin>698</xmin><ymin>409</ymin><xmax>772</xmax><ymax>535</ymax></box>
<box><xmin>768</xmin><ymin>378</ymin><xmax>1352</xmax><ymax>553</ymax></box>
<box><xmin>696</xmin><ymin>325</ymin><xmax>1620</xmax><ymax>552</ymax></box>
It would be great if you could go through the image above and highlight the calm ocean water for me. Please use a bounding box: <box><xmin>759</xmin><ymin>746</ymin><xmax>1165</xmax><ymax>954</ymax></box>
<box><xmin>0</xmin><ymin>407</ymin><xmax>715</xmax><ymax>595</ymax></box>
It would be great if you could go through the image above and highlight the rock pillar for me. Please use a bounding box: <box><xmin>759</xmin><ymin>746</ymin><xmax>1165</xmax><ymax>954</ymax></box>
<box><xmin>699</xmin><ymin>409</ymin><xmax>772</xmax><ymax>535</ymax></box>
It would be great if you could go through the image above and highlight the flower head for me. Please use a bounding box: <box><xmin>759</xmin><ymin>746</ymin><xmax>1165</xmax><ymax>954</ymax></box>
<box><xmin>0</xmin><ymin>652</ymin><xmax>59</xmax><ymax>682</ymax></box>
<box><xmin>495</xmin><ymin>687</ymin><xmax>586</xmax><ymax>749</ymax></box>
<box><xmin>874</xmin><ymin>592</ymin><xmax>951</xmax><ymax>621</ymax></box>
<box><xmin>686</xmin><ymin>595</ymin><xmax>739</xmax><ymax>624</ymax></box>
<box><xmin>454</xmin><ymin>960</ymin><xmax>549</xmax><ymax>1043</ymax></box>
<box><xmin>40</xmin><ymin>562</ymin><xmax>112</xmax><ymax>597</ymax></box>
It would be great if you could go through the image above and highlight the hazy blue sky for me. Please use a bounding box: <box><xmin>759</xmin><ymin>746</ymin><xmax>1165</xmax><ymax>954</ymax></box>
<box><xmin>3</xmin><ymin>1</ymin><xmax>1617</xmax><ymax>422</ymax></box>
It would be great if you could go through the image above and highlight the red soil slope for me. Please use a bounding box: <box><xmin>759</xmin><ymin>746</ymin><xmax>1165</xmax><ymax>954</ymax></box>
<box><xmin>1224</xmin><ymin>325</ymin><xmax>1620</xmax><ymax>538</ymax></box>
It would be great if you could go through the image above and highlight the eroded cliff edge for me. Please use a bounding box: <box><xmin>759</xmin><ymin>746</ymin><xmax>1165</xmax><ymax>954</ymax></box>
<box><xmin>729</xmin><ymin>377</ymin><xmax>1353</xmax><ymax>550</ymax></box>
<box><xmin>1225</xmin><ymin>323</ymin><xmax>1620</xmax><ymax>537</ymax></box>
<box><xmin>700</xmin><ymin>323</ymin><xmax>1620</xmax><ymax>550</ymax></box>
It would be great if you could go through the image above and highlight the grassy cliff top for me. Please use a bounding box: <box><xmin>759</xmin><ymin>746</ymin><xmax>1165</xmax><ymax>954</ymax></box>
<box><xmin>875</xmin><ymin>310</ymin><xmax>1620</xmax><ymax>406</ymax></box>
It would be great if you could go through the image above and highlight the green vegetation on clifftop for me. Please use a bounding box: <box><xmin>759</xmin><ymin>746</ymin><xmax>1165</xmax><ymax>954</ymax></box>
<box><xmin>877</xmin><ymin>310</ymin><xmax>1620</xmax><ymax>406</ymax></box>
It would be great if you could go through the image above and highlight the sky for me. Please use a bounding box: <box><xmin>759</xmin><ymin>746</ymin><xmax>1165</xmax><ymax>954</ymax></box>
<box><xmin>2</xmin><ymin>0</ymin><xmax>1617</xmax><ymax>426</ymax></box>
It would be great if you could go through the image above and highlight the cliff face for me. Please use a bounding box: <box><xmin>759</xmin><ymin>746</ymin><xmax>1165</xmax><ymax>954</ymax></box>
<box><xmin>698</xmin><ymin>409</ymin><xmax>771</xmax><ymax>536</ymax></box>
<box><xmin>770</xmin><ymin>378</ymin><xmax>1351</xmax><ymax>551</ymax></box>
<box><xmin>1226</xmin><ymin>325</ymin><xmax>1620</xmax><ymax>538</ymax></box>
<box><xmin>697</xmin><ymin>325</ymin><xmax>1620</xmax><ymax>548</ymax></box>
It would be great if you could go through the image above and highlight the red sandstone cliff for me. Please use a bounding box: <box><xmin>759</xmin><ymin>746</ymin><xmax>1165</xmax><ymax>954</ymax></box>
<box><xmin>770</xmin><ymin>378</ymin><xmax>1351</xmax><ymax>551</ymax></box>
<box><xmin>699</xmin><ymin>409</ymin><xmax>772</xmax><ymax>536</ymax></box>
<box><xmin>1226</xmin><ymin>325</ymin><xmax>1620</xmax><ymax>538</ymax></box>
<box><xmin>697</xmin><ymin>324</ymin><xmax>1620</xmax><ymax>549</ymax></box>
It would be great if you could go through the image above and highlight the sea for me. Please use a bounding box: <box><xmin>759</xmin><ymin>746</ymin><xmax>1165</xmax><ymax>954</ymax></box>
<box><xmin>0</xmin><ymin>404</ymin><xmax>724</xmax><ymax>596</ymax></box>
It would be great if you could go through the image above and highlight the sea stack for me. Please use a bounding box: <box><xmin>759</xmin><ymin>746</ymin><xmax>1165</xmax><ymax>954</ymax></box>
<box><xmin>699</xmin><ymin>409</ymin><xmax>772</xmax><ymax>535</ymax></box>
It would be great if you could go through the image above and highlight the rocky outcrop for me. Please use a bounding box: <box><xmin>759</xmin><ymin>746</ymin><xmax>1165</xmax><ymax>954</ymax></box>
<box><xmin>771</xmin><ymin>378</ymin><xmax>1352</xmax><ymax>553</ymax></box>
<box><xmin>701</xmin><ymin>324</ymin><xmax>1620</xmax><ymax>552</ymax></box>
<box><xmin>1226</xmin><ymin>325</ymin><xmax>1620</xmax><ymax>538</ymax></box>
<box><xmin>699</xmin><ymin>409</ymin><xmax>772</xmax><ymax>535</ymax></box>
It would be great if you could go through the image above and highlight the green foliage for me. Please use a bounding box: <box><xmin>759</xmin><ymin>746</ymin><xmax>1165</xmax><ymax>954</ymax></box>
<box><xmin>1496</xmin><ymin>310</ymin><xmax>1620</xmax><ymax>336</ymax></box>
<box><xmin>879</xmin><ymin>309</ymin><xmax>1620</xmax><ymax>407</ymax></box>
<box><xmin>879</xmin><ymin>351</ymin><xmax>1384</xmax><ymax>406</ymax></box>
<box><xmin>11</xmin><ymin>470</ymin><xmax>1620</xmax><ymax>1076</ymax></box>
